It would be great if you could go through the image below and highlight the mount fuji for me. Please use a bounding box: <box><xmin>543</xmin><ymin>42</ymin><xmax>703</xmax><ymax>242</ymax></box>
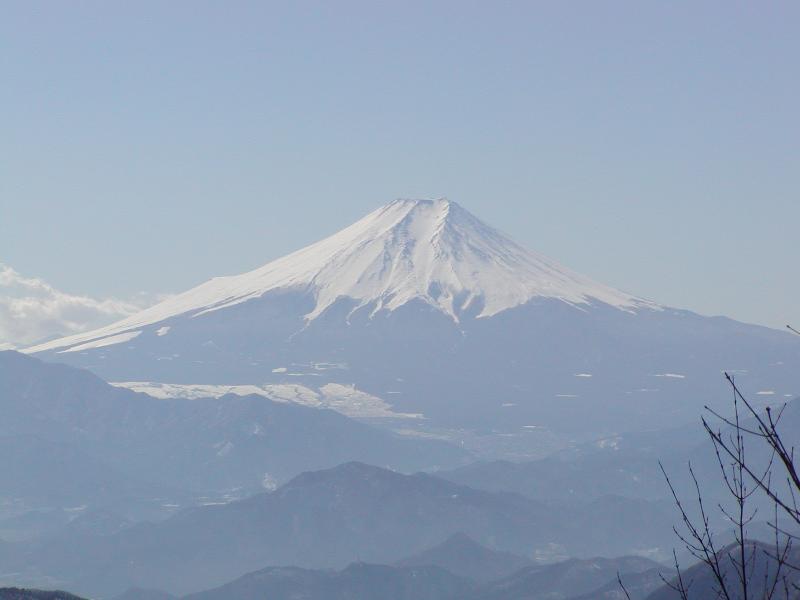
<box><xmin>28</xmin><ymin>199</ymin><xmax>800</xmax><ymax>454</ymax></box>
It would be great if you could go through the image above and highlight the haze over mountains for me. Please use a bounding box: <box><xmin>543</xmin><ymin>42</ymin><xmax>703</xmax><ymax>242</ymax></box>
<box><xmin>0</xmin><ymin>351</ymin><xmax>466</xmax><ymax>514</ymax></box>
<box><xmin>0</xmin><ymin>444</ymin><xmax>675</xmax><ymax>596</ymax></box>
<box><xmin>4</xmin><ymin>200</ymin><xmax>799</xmax><ymax>600</ymax></box>
<box><xmin>7</xmin><ymin>0</ymin><xmax>800</xmax><ymax>596</ymax></box>
<box><xmin>3</xmin><ymin>349</ymin><xmax>796</xmax><ymax>598</ymax></box>
<box><xmin>24</xmin><ymin>199</ymin><xmax>800</xmax><ymax>457</ymax></box>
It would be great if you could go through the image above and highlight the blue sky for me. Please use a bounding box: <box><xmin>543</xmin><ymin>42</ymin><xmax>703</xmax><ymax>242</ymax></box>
<box><xmin>2</xmin><ymin>1</ymin><xmax>798</xmax><ymax>331</ymax></box>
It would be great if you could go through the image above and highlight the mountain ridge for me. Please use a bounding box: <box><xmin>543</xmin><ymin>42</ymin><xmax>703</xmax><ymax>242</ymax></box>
<box><xmin>26</xmin><ymin>198</ymin><xmax>653</xmax><ymax>354</ymax></box>
<box><xmin>21</xmin><ymin>201</ymin><xmax>800</xmax><ymax>444</ymax></box>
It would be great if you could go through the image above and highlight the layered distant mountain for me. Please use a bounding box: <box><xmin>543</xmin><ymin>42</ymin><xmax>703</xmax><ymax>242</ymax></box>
<box><xmin>0</xmin><ymin>351</ymin><xmax>467</xmax><ymax>517</ymax></box>
<box><xmin>26</xmin><ymin>199</ymin><xmax>800</xmax><ymax>450</ymax></box>
<box><xmin>12</xmin><ymin>542</ymin><xmax>799</xmax><ymax>600</ymax></box>
<box><xmin>440</xmin><ymin>395</ymin><xmax>800</xmax><ymax>512</ymax></box>
<box><xmin>468</xmin><ymin>555</ymin><xmax>662</xmax><ymax>600</ymax></box>
<box><xmin>4</xmin><ymin>461</ymin><xmax>677</xmax><ymax>597</ymax></box>
<box><xmin>181</xmin><ymin>556</ymin><xmax>662</xmax><ymax>600</ymax></box>
<box><xmin>396</xmin><ymin>533</ymin><xmax>532</xmax><ymax>583</ymax></box>
<box><xmin>111</xmin><ymin>555</ymin><xmax>665</xmax><ymax>600</ymax></box>
<box><xmin>184</xmin><ymin>564</ymin><xmax>472</xmax><ymax>600</ymax></box>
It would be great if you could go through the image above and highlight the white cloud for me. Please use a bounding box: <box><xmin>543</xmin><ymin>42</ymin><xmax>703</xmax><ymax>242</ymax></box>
<box><xmin>0</xmin><ymin>262</ymin><xmax>158</xmax><ymax>348</ymax></box>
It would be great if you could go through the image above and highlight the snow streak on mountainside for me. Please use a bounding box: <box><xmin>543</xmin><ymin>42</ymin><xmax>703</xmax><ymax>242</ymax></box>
<box><xmin>27</xmin><ymin>199</ymin><xmax>654</xmax><ymax>353</ymax></box>
<box><xmin>111</xmin><ymin>380</ymin><xmax>422</xmax><ymax>419</ymax></box>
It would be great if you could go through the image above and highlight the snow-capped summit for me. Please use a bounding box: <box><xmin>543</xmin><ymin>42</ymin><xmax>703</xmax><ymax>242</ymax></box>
<box><xmin>24</xmin><ymin>199</ymin><xmax>800</xmax><ymax>444</ymax></box>
<box><xmin>28</xmin><ymin>198</ymin><xmax>651</xmax><ymax>353</ymax></box>
<box><xmin>283</xmin><ymin>197</ymin><xmax>651</xmax><ymax>320</ymax></box>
